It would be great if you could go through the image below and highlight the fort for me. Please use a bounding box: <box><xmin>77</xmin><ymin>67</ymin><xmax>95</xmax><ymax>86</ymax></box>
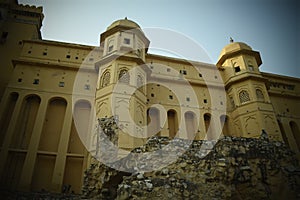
<box><xmin>0</xmin><ymin>0</ymin><xmax>299</xmax><ymax>196</ymax></box>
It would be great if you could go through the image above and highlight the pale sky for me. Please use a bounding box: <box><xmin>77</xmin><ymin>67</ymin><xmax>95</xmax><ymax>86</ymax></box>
<box><xmin>19</xmin><ymin>0</ymin><xmax>300</xmax><ymax>78</ymax></box>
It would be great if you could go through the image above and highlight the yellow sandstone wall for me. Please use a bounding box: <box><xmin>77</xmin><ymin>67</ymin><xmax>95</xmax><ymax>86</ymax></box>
<box><xmin>0</xmin><ymin>1</ymin><xmax>299</xmax><ymax>195</ymax></box>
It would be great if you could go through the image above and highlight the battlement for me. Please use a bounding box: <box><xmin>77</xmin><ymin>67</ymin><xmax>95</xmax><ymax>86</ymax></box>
<box><xmin>11</xmin><ymin>4</ymin><xmax>43</xmax><ymax>19</ymax></box>
<box><xmin>0</xmin><ymin>0</ymin><xmax>43</xmax><ymax>20</ymax></box>
<box><xmin>15</xmin><ymin>4</ymin><xmax>42</xmax><ymax>13</ymax></box>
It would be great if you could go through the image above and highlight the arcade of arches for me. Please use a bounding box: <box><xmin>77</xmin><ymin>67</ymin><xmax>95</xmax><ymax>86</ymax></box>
<box><xmin>0</xmin><ymin>92</ymin><xmax>91</xmax><ymax>194</ymax></box>
<box><xmin>146</xmin><ymin>108</ymin><xmax>230</xmax><ymax>140</ymax></box>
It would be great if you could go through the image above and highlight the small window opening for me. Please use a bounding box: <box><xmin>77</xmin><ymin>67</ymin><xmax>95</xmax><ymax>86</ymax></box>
<box><xmin>186</xmin><ymin>97</ymin><xmax>190</xmax><ymax>102</ymax></box>
<box><xmin>234</xmin><ymin>66</ymin><xmax>241</xmax><ymax>73</ymax></box>
<box><xmin>33</xmin><ymin>79</ymin><xmax>39</xmax><ymax>85</ymax></box>
<box><xmin>43</xmin><ymin>52</ymin><xmax>47</xmax><ymax>56</ymax></box>
<box><xmin>18</xmin><ymin>78</ymin><xmax>22</xmax><ymax>82</ymax></box>
<box><xmin>151</xmin><ymin>93</ymin><xmax>154</xmax><ymax>97</ymax></box>
<box><xmin>180</xmin><ymin>70</ymin><xmax>187</xmax><ymax>75</ymax></box>
<box><xmin>84</xmin><ymin>84</ymin><xmax>90</xmax><ymax>90</ymax></box>
<box><xmin>248</xmin><ymin>65</ymin><xmax>254</xmax><ymax>71</ymax></box>
<box><xmin>287</xmin><ymin>85</ymin><xmax>295</xmax><ymax>90</ymax></box>
<box><xmin>239</xmin><ymin>90</ymin><xmax>250</xmax><ymax>103</ymax></box>
<box><xmin>169</xmin><ymin>95</ymin><xmax>173</xmax><ymax>100</ymax></box>
<box><xmin>199</xmin><ymin>73</ymin><xmax>202</xmax><ymax>77</ymax></box>
<box><xmin>204</xmin><ymin>99</ymin><xmax>207</xmax><ymax>103</ymax></box>
<box><xmin>59</xmin><ymin>82</ymin><xmax>65</xmax><ymax>87</ymax></box>
<box><xmin>124</xmin><ymin>38</ymin><xmax>130</xmax><ymax>44</ymax></box>
<box><xmin>66</xmin><ymin>55</ymin><xmax>71</xmax><ymax>59</ymax></box>
<box><xmin>108</xmin><ymin>45</ymin><xmax>113</xmax><ymax>52</ymax></box>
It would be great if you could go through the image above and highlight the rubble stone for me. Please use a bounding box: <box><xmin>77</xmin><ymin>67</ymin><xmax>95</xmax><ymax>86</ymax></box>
<box><xmin>82</xmin><ymin>135</ymin><xmax>300</xmax><ymax>200</ymax></box>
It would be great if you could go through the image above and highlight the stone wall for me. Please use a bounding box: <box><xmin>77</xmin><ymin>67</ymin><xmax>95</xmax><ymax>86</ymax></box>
<box><xmin>83</xmin><ymin>136</ymin><xmax>300</xmax><ymax>200</ymax></box>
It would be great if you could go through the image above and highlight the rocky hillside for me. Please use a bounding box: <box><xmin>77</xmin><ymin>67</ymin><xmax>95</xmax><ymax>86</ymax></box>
<box><xmin>82</xmin><ymin>136</ymin><xmax>300</xmax><ymax>200</ymax></box>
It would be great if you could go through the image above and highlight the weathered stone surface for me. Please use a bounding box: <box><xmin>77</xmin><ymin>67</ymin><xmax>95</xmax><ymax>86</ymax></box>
<box><xmin>82</xmin><ymin>136</ymin><xmax>300</xmax><ymax>200</ymax></box>
<box><xmin>0</xmin><ymin>190</ymin><xmax>82</xmax><ymax>199</ymax></box>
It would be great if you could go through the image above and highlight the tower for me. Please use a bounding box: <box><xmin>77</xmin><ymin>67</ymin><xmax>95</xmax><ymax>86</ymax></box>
<box><xmin>0</xmin><ymin>0</ymin><xmax>44</xmax><ymax>100</ymax></box>
<box><xmin>95</xmin><ymin>18</ymin><xmax>150</xmax><ymax>150</ymax></box>
<box><xmin>217</xmin><ymin>41</ymin><xmax>282</xmax><ymax>140</ymax></box>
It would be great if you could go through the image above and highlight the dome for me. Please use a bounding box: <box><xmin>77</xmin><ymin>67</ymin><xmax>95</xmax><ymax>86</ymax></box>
<box><xmin>218</xmin><ymin>42</ymin><xmax>252</xmax><ymax>59</ymax></box>
<box><xmin>217</xmin><ymin>41</ymin><xmax>262</xmax><ymax>67</ymax></box>
<box><xmin>106</xmin><ymin>18</ymin><xmax>141</xmax><ymax>31</ymax></box>
<box><xmin>100</xmin><ymin>17</ymin><xmax>149</xmax><ymax>47</ymax></box>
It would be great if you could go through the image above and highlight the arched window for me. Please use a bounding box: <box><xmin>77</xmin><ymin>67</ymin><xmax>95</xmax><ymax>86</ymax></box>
<box><xmin>239</xmin><ymin>90</ymin><xmax>250</xmax><ymax>104</ymax></box>
<box><xmin>119</xmin><ymin>69</ymin><xmax>130</xmax><ymax>84</ymax></box>
<box><xmin>256</xmin><ymin>89</ymin><xmax>264</xmax><ymax>101</ymax></box>
<box><xmin>101</xmin><ymin>71</ymin><xmax>110</xmax><ymax>87</ymax></box>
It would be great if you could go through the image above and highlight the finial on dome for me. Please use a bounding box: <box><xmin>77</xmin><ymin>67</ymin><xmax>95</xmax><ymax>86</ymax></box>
<box><xmin>230</xmin><ymin>37</ymin><xmax>234</xmax><ymax>43</ymax></box>
<box><xmin>125</xmin><ymin>17</ymin><xmax>128</xmax><ymax>20</ymax></box>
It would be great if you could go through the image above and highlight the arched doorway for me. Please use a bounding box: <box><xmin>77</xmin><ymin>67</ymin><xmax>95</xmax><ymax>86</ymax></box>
<box><xmin>290</xmin><ymin>121</ymin><xmax>300</xmax><ymax>150</ymax></box>
<box><xmin>204</xmin><ymin>113</ymin><xmax>211</xmax><ymax>133</ymax></box>
<box><xmin>277</xmin><ymin>120</ymin><xmax>289</xmax><ymax>147</ymax></box>
<box><xmin>185</xmin><ymin>111</ymin><xmax>196</xmax><ymax>139</ymax></box>
<box><xmin>168</xmin><ymin>110</ymin><xmax>178</xmax><ymax>138</ymax></box>
<box><xmin>147</xmin><ymin>108</ymin><xmax>160</xmax><ymax>137</ymax></box>
<box><xmin>220</xmin><ymin>115</ymin><xmax>229</xmax><ymax>136</ymax></box>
